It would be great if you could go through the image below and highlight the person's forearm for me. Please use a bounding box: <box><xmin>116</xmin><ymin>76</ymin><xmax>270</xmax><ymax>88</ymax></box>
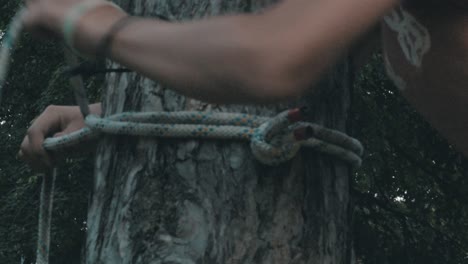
<box><xmin>74</xmin><ymin>0</ymin><xmax>399</xmax><ymax>104</ymax></box>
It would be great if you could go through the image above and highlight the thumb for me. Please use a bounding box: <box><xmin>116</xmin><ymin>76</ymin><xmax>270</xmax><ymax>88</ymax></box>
<box><xmin>53</xmin><ymin>132</ymin><xmax>66</xmax><ymax>138</ymax></box>
<box><xmin>22</xmin><ymin>4</ymin><xmax>60</xmax><ymax>40</ymax></box>
<box><xmin>53</xmin><ymin>125</ymin><xmax>82</xmax><ymax>138</ymax></box>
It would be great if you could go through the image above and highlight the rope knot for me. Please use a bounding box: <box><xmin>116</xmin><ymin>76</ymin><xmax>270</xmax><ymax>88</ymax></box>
<box><xmin>251</xmin><ymin>108</ymin><xmax>364</xmax><ymax>167</ymax></box>
<box><xmin>250</xmin><ymin>109</ymin><xmax>302</xmax><ymax>165</ymax></box>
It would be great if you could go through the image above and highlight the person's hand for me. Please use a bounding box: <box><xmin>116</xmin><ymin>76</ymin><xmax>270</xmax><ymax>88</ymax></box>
<box><xmin>18</xmin><ymin>103</ymin><xmax>101</xmax><ymax>171</ymax></box>
<box><xmin>22</xmin><ymin>0</ymin><xmax>84</xmax><ymax>39</ymax></box>
<box><xmin>22</xmin><ymin>0</ymin><xmax>127</xmax><ymax>54</ymax></box>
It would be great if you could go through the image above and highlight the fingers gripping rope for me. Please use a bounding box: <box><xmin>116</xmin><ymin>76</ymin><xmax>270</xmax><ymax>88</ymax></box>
<box><xmin>1</xmin><ymin>8</ymin><xmax>364</xmax><ymax>264</ymax></box>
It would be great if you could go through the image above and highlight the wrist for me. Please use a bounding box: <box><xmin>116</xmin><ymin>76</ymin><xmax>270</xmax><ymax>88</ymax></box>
<box><xmin>66</xmin><ymin>3</ymin><xmax>127</xmax><ymax>58</ymax></box>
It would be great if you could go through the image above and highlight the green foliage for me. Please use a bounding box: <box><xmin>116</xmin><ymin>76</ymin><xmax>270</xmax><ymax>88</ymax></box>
<box><xmin>0</xmin><ymin>4</ymin><xmax>101</xmax><ymax>262</ymax></box>
<box><xmin>352</xmin><ymin>54</ymin><xmax>468</xmax><ymax>264</ymax></box>
<box><xmin>1</xmin><ymin>2</ymin><xmax>468</xmax><ymax>264</ymax></box>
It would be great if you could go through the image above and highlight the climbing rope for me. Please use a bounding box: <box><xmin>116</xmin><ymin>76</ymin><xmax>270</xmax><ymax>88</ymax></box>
<box><xmin>0</xmin><ymin>9</ymin><xmax>55</xmax><ymax>264</ymax></box>
<box><xmin>0</xmin><ymin>7</ymin><xmax>364</xmax><ymax>264</ymax></box>
<box><xmin>43</xmin><ymin>110</ymin><xmax>363</xmax><ymax>166</ymax></box>
<box><xmin>0</xmin><ymin>8</ymin><xmax>25</xmax><ymax>104</ymax></box>
<box><xmin>36</xmin><ymin>168</ymin><xmax>56</xmax><ymax>264</ymax></box>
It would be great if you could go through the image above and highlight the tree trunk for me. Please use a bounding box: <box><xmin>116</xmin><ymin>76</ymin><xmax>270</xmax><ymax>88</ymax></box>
<box><xmin>85</xmin><ymin>1</ymin><xmax>354</xmax><ymax>263</ymax></box>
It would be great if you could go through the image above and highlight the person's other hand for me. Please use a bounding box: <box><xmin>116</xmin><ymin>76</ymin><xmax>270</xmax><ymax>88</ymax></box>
<box><xmin>18</xmin><ymin>104</ymin><xmax>101</xmax><ymax>171</ymax></box>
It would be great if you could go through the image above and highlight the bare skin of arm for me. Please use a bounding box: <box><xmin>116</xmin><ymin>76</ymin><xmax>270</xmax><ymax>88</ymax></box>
<box><xmin>78</xmin><ymin>0</ymin><xmax>399</xmax><ymax>103</ymax></box>
<box><xmin>382</xmin><ymin>1</ymin><xmax>468</xmax><ymax>156</ymax></box>
<box><xmin>20</xmin><ymin>0</ymin><xmax>398</xmax><ymax>169</ymax></box>
<box><xmin>27</xmin><ymin>0</ymin><xmax>399</xmax><ymax>103</ymax></box>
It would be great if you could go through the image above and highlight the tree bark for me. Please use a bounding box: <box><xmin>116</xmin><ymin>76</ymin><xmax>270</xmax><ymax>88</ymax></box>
<box><xmin>85</xmin><ymin>1</ymin><xmax>354</xmax><ymax>263</ymax></box>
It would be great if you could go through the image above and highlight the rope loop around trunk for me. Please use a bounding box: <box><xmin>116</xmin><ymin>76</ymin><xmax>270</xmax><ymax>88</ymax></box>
<box><xmin>0</xmin><ymin>7</ymin><xmax>364</xmax><ymax>264</ymax></box>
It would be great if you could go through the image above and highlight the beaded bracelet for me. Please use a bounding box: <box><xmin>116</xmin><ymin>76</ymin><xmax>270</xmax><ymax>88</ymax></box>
<box><xmin>95</xmin><ymin>13</ymin><xmax>170</xmax><ymax>60</ymax></box>
<box><xmin>94</xmin><ymin>15</ymin><xmax>136</xmax><ymax>60</ymax></box>
<box><xmin>62</xmin><ymin>1</ymin><xmax>123</xmax><ymax>58</ymax></box>
<box><xmin>62</xmin><ymin>7</ymin><xmax>171</xmax><ymax>77</ymax></box>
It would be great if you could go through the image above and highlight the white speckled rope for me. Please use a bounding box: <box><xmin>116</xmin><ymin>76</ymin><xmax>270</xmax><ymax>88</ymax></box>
<box><xmin>43</xmin><ymin>109</ymin><xmax>364</xmax><ymax>166</ymax></box>
<box><xmin>36</xmin><ymin>168</ymin><xmax>56</xmax><ymax>264</ymax></box>
<box><xmin>0</xmin><ymin>8</ymin><xmax>55</xmax><ymax>264</ymax></box>
<box><xmin>0</xmin><ymin>8</ymin><xmax>25</xmax><ymax>104</ymax></box>
<box><xmin>1</xmin><ymin>7</ymin><xmax>364</xmax><ymax>264</ymax></box>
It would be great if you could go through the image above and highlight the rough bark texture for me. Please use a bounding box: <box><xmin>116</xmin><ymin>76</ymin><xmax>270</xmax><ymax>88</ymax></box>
<box><xmin>85</xmin><ymin>1</ymin><xmax>354</xmax><ymax>263</ymax></box>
